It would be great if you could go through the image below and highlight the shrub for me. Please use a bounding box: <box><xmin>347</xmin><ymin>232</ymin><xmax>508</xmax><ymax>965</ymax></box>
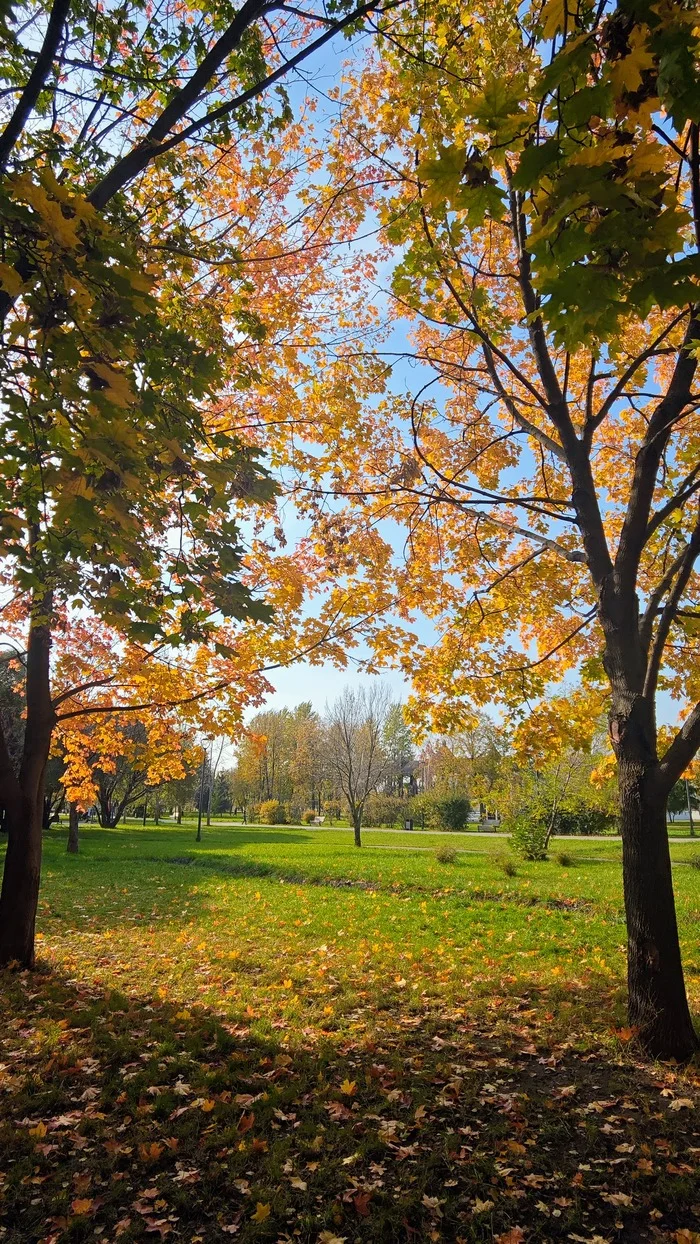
<box><xmin>689</xmin><ymin>853</ymin><xmax>700</xmax><ymax>870</ymax></box>
<box><xmin>364</xmin><ymin>793</ymin><xmax>405</xmax><ymax>827</ymax></box>
<box><xmin>433</xmin><ymin>795</ymin><xmax>471</xmax><ymax>831</ymax></box>
<box><xmin>435</xmin><ymin>845</ymin><xmax>457</xmax><ymax>864</ymax></box>
<box><xmin>555</xmin><ymin>850</ymin><xmax>573</xmax><ymax>867</ymax></box>
<box><xmin>552</xmin><ymin>804</ymin><xmax>617</xmax><ymax>835</ymax></box>
<box><xmin>302</xmin><ymin>809</ymin><xmax>317</xmax><ymax>824</ymax></box>
<box><xmin>324</xmin><ymin>800</ymin><xmax>342</xmax><ymax>825</ymax></box>
<box><xmin>509</xmin><ymin>815</ymin><xmax>549</xmax><ymax>861</ymax></box>
<box><xmin>258</xmin><ymin>799</ymin><xmax>287</xmax><ymax>825</ymax></box>
<box><xmin>407</xmin><ymin>792</ymin><xmax>434</xmax><ymax>829</ymax></box>
<box><xmin>500</xmin><ymin>856</ymin><xmax>517</xmax><ymax>877</ymax></box>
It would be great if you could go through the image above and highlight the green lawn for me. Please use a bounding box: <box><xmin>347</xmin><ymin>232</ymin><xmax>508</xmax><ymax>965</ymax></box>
<box><xmin>1</xmin><ymin>824</ymin><xmax>699</xmax><ymax>1243</ymax></box>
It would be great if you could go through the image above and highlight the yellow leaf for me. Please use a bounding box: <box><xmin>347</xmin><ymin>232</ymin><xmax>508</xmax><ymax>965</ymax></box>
<box><xmin>71</xmin><ymin>1198</ymin><xmax>94</xmax><ymax>1216</ymax></box>
<box><xmin>0</xmin><ymin>263</ymin><xmax>24</xmax><ymax>297</ymax></box>
<box><xmin>340</xmin><ymin>1078</ymin><xmax>357</xmax><ymax>1096</ymax></box>
<box><xmin>29</xmin><ymin>1121</ymin><xmax>47</xmax><ymax>1138</ymax></box>
<box><xmin>90</xmin><ymin>363</ymin><xmax>135</xmax><ymax>408</ymax></box>
<box><xmin>251</xmin><ymin>1202</ymin><xmax>271</xmax><ymax>1222</ymax></box>
<box><xmin>201</xmin><ymin>1098</ymin><xmax>216</xmax><ymax>1113</ymax></box>
<box><xmin>540</xmin><ymin>0</ymin><xmax>567</xmax><ymax>39</ymax></box>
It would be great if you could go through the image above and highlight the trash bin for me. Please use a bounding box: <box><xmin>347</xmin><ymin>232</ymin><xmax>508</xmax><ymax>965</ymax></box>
<box><xmin>404</xmin><ymin>818</ymin><xmax>413</xmax><ymax>831</ymax></box>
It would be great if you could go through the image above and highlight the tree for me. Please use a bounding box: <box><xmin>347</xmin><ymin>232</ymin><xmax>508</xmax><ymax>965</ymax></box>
<box><xmin>325</xmin><ymin>684</ymin><xmax>395</xmax><ymax>846</ymax></box>
<box><xmin>212</xmin><ymin>770</ymin><xmax>235</xmax><ymax>816</ymax></box>
<box><xmin>0</xmin><ymin>0</ymin><xmax>396</xmax><ymax>969</ymax></box>
<box><xmin>382</xmin><ymin>703</ymin><xmax>416</xmax><ymax>795</ymax></box>
<box><xmin>267</xmin><ymin>0</ymin><xmax>700</xmax><ymax>1055</ymax></box>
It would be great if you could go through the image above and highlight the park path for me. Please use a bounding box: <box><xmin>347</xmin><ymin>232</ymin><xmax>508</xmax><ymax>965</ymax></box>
<box><xmin>203</xmin><ymin>822</ymin><xmax>699</xmax><ymax>844</ymax></box>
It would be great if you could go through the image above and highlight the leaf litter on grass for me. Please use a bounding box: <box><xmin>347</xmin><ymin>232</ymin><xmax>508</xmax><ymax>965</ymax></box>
<box><xmin>1</xmin><ymin>826</ymin><xmax>699</xmax><ymax>1243</ymax></box>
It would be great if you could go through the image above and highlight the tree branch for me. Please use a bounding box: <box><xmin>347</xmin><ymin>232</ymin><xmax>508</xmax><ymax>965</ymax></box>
<box><xmin>0</xmin><ymin>0</ymin><xmax>71</xmax><ymax>172</ymax></box>
<box><xmin>615</xmin><ymin>317</ymin><xmax>700</xmax><ymax>595</ymax></box>
<box><xmin>659</xmin><ymin>700</ymin><xmax>700</xmax><ymax>792</ymax></box>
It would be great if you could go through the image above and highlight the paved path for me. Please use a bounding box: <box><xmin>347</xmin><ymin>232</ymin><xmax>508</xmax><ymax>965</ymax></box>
<box><xmin>189</xmin><ymin>822</ymin><xmax>699</xmax><ymax>844</ymax></box>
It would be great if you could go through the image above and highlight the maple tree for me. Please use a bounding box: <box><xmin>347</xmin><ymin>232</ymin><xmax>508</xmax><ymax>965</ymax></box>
<box><xmin>0</xmin><ymin>0</ymin><xmax>400</xmax><ymax>968</ymax></box>
<box><xmin>249</xmin><ymin>0</ymin><xmax>700</xmax><ymax>1057</ymax></box>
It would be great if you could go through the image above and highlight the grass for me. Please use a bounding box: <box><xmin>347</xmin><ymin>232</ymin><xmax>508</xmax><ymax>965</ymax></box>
<box><xmin>1</xmin><ymin>822</ymin><xmax>699</xmax><ymax>1244</ymax></box>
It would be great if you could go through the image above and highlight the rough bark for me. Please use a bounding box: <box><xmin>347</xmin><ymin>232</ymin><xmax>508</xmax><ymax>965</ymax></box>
<box><xmin>618</xmin><ymin>749</ymin><xmax>698</xmax><ymax>1059</ymax></box>
<box><xmin>353</xmin><ymin>814</ymin><xmax>362</xmax><ymax>848</ymax></box>
<box><xmin>0</xmin><ymin>595</ymin><xmax>54</xmax><ymax>968</ymax></box>
<box><xmin>67</xmin><ymin>803</ymin><xmax>79</xmax><ymax>854</ymax></box>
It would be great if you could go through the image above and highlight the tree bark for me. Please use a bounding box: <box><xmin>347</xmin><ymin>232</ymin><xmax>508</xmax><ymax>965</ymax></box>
<box><xmin>618</xmin><ymin>749</ymin><xmax>698</xmax><ymax>1060</ymax></box>
<box><xmin>0</xmin><ymin>592</ymin><xmax>54</xmax><ymax>968</ymax></box>
<box><xmin>353</xmin><ymin>814</ymin><xmax>362</xmax><ymax>848</ymax></box>
<box><xmin>67</xmin><ymin>803</ymin><xmax>79</xmax><ymax>854</ymax></box>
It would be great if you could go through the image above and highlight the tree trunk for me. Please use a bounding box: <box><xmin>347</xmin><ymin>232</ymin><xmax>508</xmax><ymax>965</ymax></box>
<box><xmin>618</xmin><ymin>753</ymin><xmax>698</xmax><ymax>1059</ymax></box>
<box><xmin>67</xmin><ymin>803</ymin><xmax>79</xmax><ymax>854</ymax></box>
<box><xmin>0</xmin><ymin>792</ymin><xmax>43</xmax><ymax>966</ymax></box>
<box><xmin>353</xmin><ymin>814</ymin><xmax>362</xmax><ymax>848</ymax></box>
<box><xmin>0</xmin><ymin>592</ymin><xmax>54</xmax><ymax>969</ymax></box>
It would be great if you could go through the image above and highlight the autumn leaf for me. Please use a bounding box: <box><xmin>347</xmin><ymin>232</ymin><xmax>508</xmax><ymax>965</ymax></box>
<box><xmin>71</xmin><ymin>1198</ymin><xmax>94</xmax><ymax>1216</ymax></box>
<box><xmin>250</xmin><ymin>1202</ymin><xmax>271</xmax><ymax>1222</ymax></box>
<box><xmin>138</xmin><ymin>1142</ymin><xmax>164</xmax><ymax>1162</ymax></box>
<box><xmin>28</xmin><ymin>1121</ymin><xmax>47</xmax><ymax>1138</ymax></box>
<box><xmin>339</xmin><ymin>1079</ymin><xmax>357</xmax><ymax>1096</ymax></box>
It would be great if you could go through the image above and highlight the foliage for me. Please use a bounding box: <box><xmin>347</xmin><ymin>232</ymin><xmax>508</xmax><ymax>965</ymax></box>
<box><xmin>364</xmin><ymin>792</ymin><xmax>405</xmax><ymax>827</ymax></box>
<box><xmin>258</xmin><ymin>799</ymin><xmax>287</xmax><ymax>825</ymax></box>
<box><xmin>435</xmin><ymin>844</ymin><xmax>457</xmax><ymax>863</ymax></box>
<box><xmin>509</xmin><ymin>815</ymin><xmax>550</xmax><ymax>862</ymax></box>
<box><xmin>302</xmin><ymin>808</ymin><xmax>317</xmax><ymax>824</ymax></box>
<box><xmin>556</xmin><ymin>851</ymin><xmax>573</xmax><ymax>868</ymax></box>
<box><xmin>552</xmin><ymin>804</ymin><xmax>618</xmax><ymax>836</ymax></box>
<box><xmin>432</xmin><ymin>795</ymin><xmax>471</xmax><ymax>832</ymax></box>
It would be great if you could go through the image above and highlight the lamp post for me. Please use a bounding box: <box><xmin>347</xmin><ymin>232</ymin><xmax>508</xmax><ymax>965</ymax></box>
<box><xmin>196</xmin><ymin>747</ymin><xmax>206</xmax><ymax>843</ymax></box>
<box><xmin>685</xmin><ymin>778</ymin><xmax>696</xmax><ymax>839</ymax></box>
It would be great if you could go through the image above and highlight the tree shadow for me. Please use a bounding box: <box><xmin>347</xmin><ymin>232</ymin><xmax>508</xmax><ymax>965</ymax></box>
<box><xmin>0</xmin><ymin>966</ymin><xmax>698</xmax><ymax>1244</ymax></box>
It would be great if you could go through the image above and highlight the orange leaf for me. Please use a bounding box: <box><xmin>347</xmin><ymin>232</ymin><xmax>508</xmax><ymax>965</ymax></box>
<box><xmin>71</xmin><ymin>1198</ymin><xmax>94</xmax><ymax>1216</ymax></box>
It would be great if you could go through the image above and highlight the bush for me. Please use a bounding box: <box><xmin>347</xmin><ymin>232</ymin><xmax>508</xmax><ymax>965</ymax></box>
<box><xmin>552</xmin><ymin>804</ymin><xmax>617</xmax><ymax>835</ymax></box>
<box><xmin>433</xmin><ymin>795</ymin><xmax>471</xmax><ymax>832</ymax></box>
<box><xmin>324</xmin><ymin>800</ymin><xmax>342</xmax><ymax>825</ymax></box>
<box><xmin>258</xmin><ymin>799</ymin><xmax>287</xmax><ymax>825</ymax></box>
<box><xmin>555</xmin><ymin>850</ymin><xmax>573</xmax><ymax>867</ymax></box>
<box><xmin>364</xmin><ymin>793</ymin><xmax>405</xmax><ymax>828</ymax></box>
<box><xmin>435</xmin><ymin>845</ymin><xmax>457</xmax><ymax>864</ymax></box>
<box><xmin>302</xmin><ymin>809</ymin><xmax>317</xmax><ymax>824</ymax></box>
<box><xmin>689</xmin><ymin>853</ymin><xmax>700</xmax><ymax>870</ymax></box>
<box><xmin>407</xmin><ymin>792</ymin><xmax>433</xmax><ymax>828</ymax></box>
<box><xmin>509</xmin><ymin>815</ymin><xmax>549</xmax><ymax>861</ymax></box>
<box><xmin>500</xmin><ymin>856</ymin><xmax>517</xmax><ymax>877</ymax></box>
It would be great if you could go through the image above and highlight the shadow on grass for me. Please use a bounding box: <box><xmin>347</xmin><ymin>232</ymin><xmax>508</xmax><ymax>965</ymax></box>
<box><xmin>1</xmin><ymin>966</ymin><xmax>699</xmax><ymax>1244</ymax></box>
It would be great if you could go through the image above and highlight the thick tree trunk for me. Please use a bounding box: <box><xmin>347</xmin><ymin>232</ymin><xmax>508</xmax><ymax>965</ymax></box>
<box><xmin>0</xmin><ymin>792</ymin><xmax>43</xmax><ymax>966</ymax></box>
<box><xmin>353</xmin><ymin>814</ymin><xmax>362</xmax><ymax>848</ymax></box>
<box><xmin>618</xmin><ymin>753</ymin><xmax>698</xmax><ymax>1059</ymax></box>
<box><xmin>0</xmin><ymin>592</ymin><xmax>54</xmax><ymax>969</ymax></box>
<box><xmin>67</xmin><ymin>803</ymin><xmax>79</xmax><ymax>854</ymax></box>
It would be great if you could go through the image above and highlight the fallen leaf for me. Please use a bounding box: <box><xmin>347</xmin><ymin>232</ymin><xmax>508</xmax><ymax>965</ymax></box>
<box><xmin>71</xmin><ymin>1198</ymin><xmax>94</xmax><ymax>1216</ymax></box>
<box><xmin>251</xmin><ymin>1203</ymin><xmax>270</xmax><ymax>1223</ymax></box>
